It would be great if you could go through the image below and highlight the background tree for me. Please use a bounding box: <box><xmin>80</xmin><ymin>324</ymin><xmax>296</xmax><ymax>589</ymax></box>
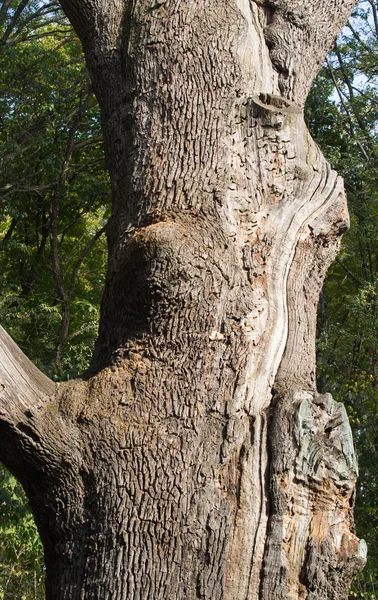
<box><xmin>0</xmin><ymin>2</ymin><xmax>108</xmax><ymax>597</ymax></box>
<box><xmin>0</xmin><ymin>0</ymin><xmax>109</xmax><ymax>377</ymax></box>
<box><xmin>305</xmin><ymin>1</ymin><xmax>378</xmax><ymax>595</ymax></box>
<box><xmin>0</xmin><ymin>469</ymin><xmax>44</xmax><ymax>600</ymax></box>
<box><xmin>0</xmin><ymin>0</ymin><xmax>369</xmax><ymax>599</ymax></box>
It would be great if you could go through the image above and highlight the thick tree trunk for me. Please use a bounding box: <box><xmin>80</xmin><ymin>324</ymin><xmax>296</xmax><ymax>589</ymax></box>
<box><xmin>0</xmin><ymin>1</ymin><xmax>367</xmax><ymax>599</ymax></box>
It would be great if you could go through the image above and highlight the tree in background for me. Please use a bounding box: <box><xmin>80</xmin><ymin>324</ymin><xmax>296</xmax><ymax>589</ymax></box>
<box><xmin>305</xmin><ymin>1</ymin><xmax>378</xmax><ymax>596</ymax></box>
<box><xmin>0</xmin><ymin>2</ymin><xmax>109</xmax><ymax>597</ymax></box>
<box><xmin>0</xmin><ymin>0</ymin><xmax>109</xmax><ymax>378</ymax></box>
<box><xmin>0</xmin><ymin>469</ymin><xmax>44</xmax><ymax>600</ymax></box>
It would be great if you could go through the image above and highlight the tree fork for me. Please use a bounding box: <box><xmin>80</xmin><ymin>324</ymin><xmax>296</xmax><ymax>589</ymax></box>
<box><xmin>0</xmin><ymin>1</ymin><xmax>367</xmax><ymax>598</ymax></box>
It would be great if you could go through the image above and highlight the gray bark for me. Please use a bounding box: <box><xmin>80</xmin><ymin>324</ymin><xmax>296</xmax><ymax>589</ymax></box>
<box><xmin>0</xmin><ymin>1</ymin><xmax>367</xmax><ymax>599</ymax></box>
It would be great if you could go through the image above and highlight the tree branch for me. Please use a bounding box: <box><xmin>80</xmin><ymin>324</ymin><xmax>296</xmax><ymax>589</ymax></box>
<box><xmin>325</xmin><ymin>57</ymin><xmax>371</xmax><ymax>162</ymax></box>
<box><xmin>4</xmin><ymin>1</ymin><xmax>63</xmax><ymax>45</ymax></box>
<box><xmin>335</xmin><ymin>257</ymin><xmax>364</xmax><ymax>287</ymax></box>
<box><xmin>0</xmin><ymin>325</ymin><xmax>56</xmax><ymax>472</ymax></box>
<box><xmin>0</xmin><ymin>218</ymin><xmax>18</xmax><ymax>250</ymax></box>
<box><xmin>50</xmin><ymin>86</ymin><xmax>93</xmax><ymax>306</ymax></box>
<box><xmin>1</xmin><ymin>0</ymin><xmax>29</xmax><ymax>44</ymax></box>
<box><xmin>0</xmin><ymin>325</ymin><xmax>55</xmax><ymax>417</ymax></box>
<box><xmin>0</xmin><ymin>325</ymin><xmax>84</xmax><ymax>495</ymax></box>
<box><xmin>0</xmin><ymin>0</ymin><xmax>13</xmax><ymax>20</ymax></box>
<box><xmin>68</xmin><ymin>224</ymin><xmax>106</xmax><ymax>299</ymax></box>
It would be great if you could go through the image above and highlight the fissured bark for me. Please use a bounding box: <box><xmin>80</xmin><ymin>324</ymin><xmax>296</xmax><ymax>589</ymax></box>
<box><xmin>0</xmin><ymin>1</ymin><xmax>366</xmax><ymax>598</ymax></box>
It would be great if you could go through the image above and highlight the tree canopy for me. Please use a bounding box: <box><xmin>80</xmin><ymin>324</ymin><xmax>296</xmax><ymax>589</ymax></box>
<box><xmin>0</xmin><ymin>4</ymin><xmax>109</xmax><ymax>596</ymax></box>
<box><xmin>0</xmin><ymin>0</ymin><xmax>109</xmax><ymax>378</ymax></box>
<box><xmin>306</xmin><ymin>1</ymin><xmax>378</xmax><ymax>595</ymax></box>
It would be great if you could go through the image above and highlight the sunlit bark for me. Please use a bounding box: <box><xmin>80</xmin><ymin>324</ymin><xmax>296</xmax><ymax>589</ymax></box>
<box><xmin>0</xmin><ymin>1</ymin><xmax>366</xmax><ymax>598</ymax></box>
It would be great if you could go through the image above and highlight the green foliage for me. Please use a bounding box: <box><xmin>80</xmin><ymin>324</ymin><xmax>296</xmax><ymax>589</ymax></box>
<box><xmin>0</xmin><ymin>2</ymin><xmax>110</xmax><ymax>597</ymax></box>
<box><xmin>349</xmin><ymin>571</ymin><xmax>378</xmax><ymax>600</ymax></box>
<box><xmin>306</xmin><ymin>1</ymin><xmax>378</xmax><ymax>596</ymax></box>
<box><xmin>0</xmin><ymin>465</ymin><xmax>44</xmax><ymax>600</ymax></box>
<box><xmin>0</xmin><ymin>1</ymin><xmax>110</xmax><ymax>376</ymax></box>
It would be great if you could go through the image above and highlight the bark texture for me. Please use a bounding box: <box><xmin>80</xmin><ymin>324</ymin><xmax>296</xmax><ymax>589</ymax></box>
<box><xmin>0</xmin><ymin>1</ymin><xmax>367</xmax><ymax>599</ymax></box>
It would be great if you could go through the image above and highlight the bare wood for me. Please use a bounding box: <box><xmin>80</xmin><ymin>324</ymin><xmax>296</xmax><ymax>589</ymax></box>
<box><xmin>0</xmin><ymin>325</ymin><xmax>54</xmax><ymax>417</ymax></box>
<box><xmin>254</xmin><ymin>0</ymin><xmax>359</xmax><ymax>105</ymax></box>
<box><xmin>0</xmin><ymin>325</ymin><xmax>61</xmax><ymax>481</ymax></box>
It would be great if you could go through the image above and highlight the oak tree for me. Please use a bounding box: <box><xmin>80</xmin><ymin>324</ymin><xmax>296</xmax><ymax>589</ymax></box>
<box><xmin>0</xmin><ymin>1</ymin><xmax>368</xmax><ymax>598</ymax></box>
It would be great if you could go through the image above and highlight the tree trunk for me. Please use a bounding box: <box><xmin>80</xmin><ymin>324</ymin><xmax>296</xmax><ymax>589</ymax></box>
<box><xmin>0</xmin><ymin>1</ymin><xmax>367</xmax><ymax>599</ymax></box>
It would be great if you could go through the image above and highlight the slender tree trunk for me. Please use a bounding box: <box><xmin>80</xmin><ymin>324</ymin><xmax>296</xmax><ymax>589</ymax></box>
<box><xmin>0</xmin><ymin>1</ymin><xmax>367</xmax><ymax>599</ymax></box>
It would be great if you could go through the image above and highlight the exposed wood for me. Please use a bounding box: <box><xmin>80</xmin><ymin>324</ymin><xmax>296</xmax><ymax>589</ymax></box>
<box><xmin>262</xmin><ymin>389</ymin><xmax>367</xmax><ymax>600</ymax></box>
<box><xmin>254</xmin><ymin>0</ymin><xmax>358</xmax><ymax>105</ymax></box>
<box><xmin>0</xmin><ymin>325</ymin><xmax>54</xmax><ymax>416</ymax></box>
<box><xmin>0</xmin><ymin>324</ymin><xmax>57</xmax><ymax>478</ymax></box>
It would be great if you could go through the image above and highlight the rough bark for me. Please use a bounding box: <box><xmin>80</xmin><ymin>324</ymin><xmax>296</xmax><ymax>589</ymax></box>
<box><xmin>0</xmin><ymin>1</ymin><xmax>367</xmax><ymax>599</ymax></box>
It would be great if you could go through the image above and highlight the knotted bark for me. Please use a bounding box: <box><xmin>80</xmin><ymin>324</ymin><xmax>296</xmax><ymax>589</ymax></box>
<box><xmin>0</xmin><ymin>1</ymin><xmax>366</xmax><ymax>598</ymax></box>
